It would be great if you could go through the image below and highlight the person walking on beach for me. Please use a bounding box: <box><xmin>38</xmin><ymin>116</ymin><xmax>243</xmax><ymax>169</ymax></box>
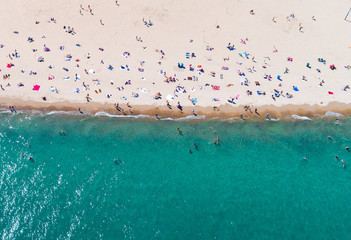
<box><xmin>177</xmin><ymin>102</ymin><xmax>183</xmax><ymax>113</ymax></box>
<box><xmin>166</xmin><ymin>100</ymin><xmax>172</xmax><ymax>109</ymax></box>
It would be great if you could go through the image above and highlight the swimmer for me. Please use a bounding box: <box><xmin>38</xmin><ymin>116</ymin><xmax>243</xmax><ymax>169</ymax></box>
<box><xmin>177</xmin><ymin>127</ymin><xmax>182</xmax><ymax>134</ymax></box>
<box><xmin>346</xmin><ymin>147</ymin><xmax>350</xmax><ymax>151</ymax></box>
<box><xmin>29</xmin><ymin>156</ymin><xmax>34</xmax><ymax>162</ymax></box>
<box><xmin>341</xmin><ymin>159</ymin><xmax>345</xmax><ymax>163</ymax></box>
<box><xmin>335</xmin><ymin>156</ymin><xmax>339</xmax><ymax>161</ymax></box>
<box><xmin>114</xmin><ymin>158</ymin><xmax>119</xmax><ymax>164</ymax></box>
<box><xmin>303</xmin><ymin>156</ymin><xmax>307</xmax><ymax>160</ymax></box>
<box><xmin>189</xmin><ymin>149</ymin><xmax>192</xmax><ymax>154</ymax></box>
<box><xmin>194</xmin><ymin>143</ymin><xmax>198</xmax><ymax>149</ymax></box>
<box><xmin>343</xmin><ymin>164</ymin><xmax>347</xmax><ymax>169</ymax></box>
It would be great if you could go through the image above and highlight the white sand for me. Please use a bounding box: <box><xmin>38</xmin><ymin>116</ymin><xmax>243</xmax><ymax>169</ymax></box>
<box><xmin>0</xmin><ymin>0</ymin><xmax>351</xmax><ymax>114</ymax></box>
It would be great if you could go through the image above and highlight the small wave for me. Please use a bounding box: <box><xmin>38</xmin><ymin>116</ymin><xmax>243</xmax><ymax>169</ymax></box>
<box><xmin>291</xmin><ymin>115</ymin><xmax>311</xmax><ymax>120</ymax></box>
<box><xmin>324</xmin><ymin>111</ymin><xmax>344</xmax><ymax>118</ymax></box>
<box><xmin>160</xmin><ymin>117</ymin><xmax>174</xmax><ymax>121</ymax></box>
<box><xmin>221</xmin><ymin>117</ymin><xmax>240</xmax><ymax>121</ymax></box>
<box><xmin>46</xmin><ymin>111</ymin><xmax>81</xmax><ymax>116</ymax></box>
<box><xmin>95</xmin><ymin>112</ymin><xmax>205</xmax><ymax>121</ymax></box>
<box><xmin>94</xmin><ymin>111</ymin><xmax>153</xmax><ymax>119</ymax></box>
<box><xmin>174</xmin><ymin>115</ymin><xmax>206</xmax><ymax>121</ymax></box>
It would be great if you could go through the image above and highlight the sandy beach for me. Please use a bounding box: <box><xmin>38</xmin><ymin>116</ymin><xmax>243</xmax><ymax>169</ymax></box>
<box><xmin>1</xmin><ymin>0</ymin><xmax>351</xmax><ymax>119</ymax></box>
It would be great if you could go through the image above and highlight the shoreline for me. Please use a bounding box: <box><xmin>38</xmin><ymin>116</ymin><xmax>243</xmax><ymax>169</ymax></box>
<box><xmin>0</xmin><ymin>98</ymin><xmax>348</xmax><ymax>121</ymax></box>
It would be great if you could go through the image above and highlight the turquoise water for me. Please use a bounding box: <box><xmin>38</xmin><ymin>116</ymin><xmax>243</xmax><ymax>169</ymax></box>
<box><xmin>1</xmin><ymin>113</ymin><xmax>351</xmax><ymax>239</ymax></box>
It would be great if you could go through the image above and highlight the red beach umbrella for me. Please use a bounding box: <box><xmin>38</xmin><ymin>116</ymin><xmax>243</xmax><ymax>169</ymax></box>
<box><xmin>33</xmin><ymin>85</ymin><xmax>40</xmax><ymax>91</ymax></box>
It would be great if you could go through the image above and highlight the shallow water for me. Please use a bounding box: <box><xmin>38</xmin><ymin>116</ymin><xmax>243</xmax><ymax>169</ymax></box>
<box><xmin>1</xmin><ymin>113</ymin><xmax>350</xmax><ymax>239</ymax></box>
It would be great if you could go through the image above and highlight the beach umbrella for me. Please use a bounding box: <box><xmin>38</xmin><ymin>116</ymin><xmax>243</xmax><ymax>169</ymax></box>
<box><xmin>33</xmin><ymin>85</ymin><xmax>40</xmax><ymax>91</ymax></box>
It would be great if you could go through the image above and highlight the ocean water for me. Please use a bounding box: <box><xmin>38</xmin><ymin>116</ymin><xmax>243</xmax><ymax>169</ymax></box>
<box><xmin>1</xmin><ymin>113</ymin><xmax>351</xmax><ymax>240</ymax></box>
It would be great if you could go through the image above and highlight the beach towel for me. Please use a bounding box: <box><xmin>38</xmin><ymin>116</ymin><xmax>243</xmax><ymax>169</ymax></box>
<box><xmin>293</xmin><ymin>86</ymin><xmax>299</xmax><ymax>91</ymax></box>
<box><xmin>166</xmin><ymin>95</ymin><xmax>174</xmax><ymax>101</ymax></box>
